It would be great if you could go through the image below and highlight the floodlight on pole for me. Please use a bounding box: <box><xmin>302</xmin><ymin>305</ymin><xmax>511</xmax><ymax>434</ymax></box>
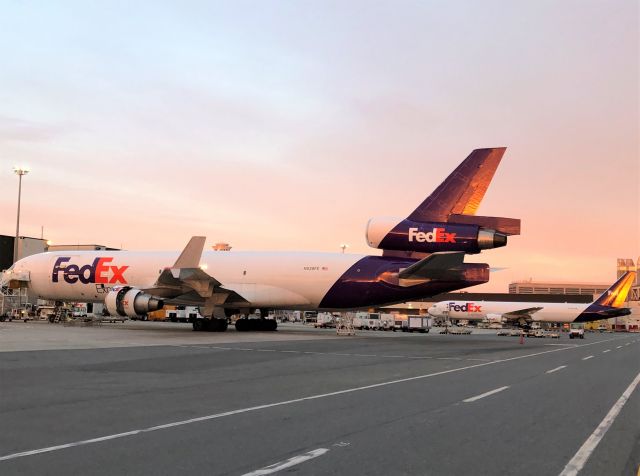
<box><xmin>340</xmin><ymin>244</ymin><xmax>349</xmax><ymax>254</ymax></box>
<box><xmin>13</xmin><ymin>166</ymin><xmax>30</xmax><ymax>264</ymax></box>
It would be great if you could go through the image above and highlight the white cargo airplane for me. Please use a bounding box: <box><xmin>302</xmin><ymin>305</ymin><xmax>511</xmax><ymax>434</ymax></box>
<box><xmin>428</xmin><ymin>271</ymin><xmax>635</xmax><ymax>326</ymax></box>
<box><xmin>2</xmin><ymin>148</ymin><xmax>520</xmax><ymax>332</ymax></box>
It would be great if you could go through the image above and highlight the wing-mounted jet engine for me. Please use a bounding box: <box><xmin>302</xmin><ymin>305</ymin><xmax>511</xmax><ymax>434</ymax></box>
<box><xmin>366</xmin><ymin>148</ymin><xmax>520</xmax><ymax>256</ymax></box>
<box><xmin>104</xmin><ymin>286</ymin><xmax>164</xmax><ymax>318</ymax></box>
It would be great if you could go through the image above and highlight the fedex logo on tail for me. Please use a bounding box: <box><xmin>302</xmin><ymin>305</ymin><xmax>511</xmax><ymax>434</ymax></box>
<box><xmin>447</xmin><ymin>302</ymin><xmax>482</xmax><ymax>313</ymax></box>
<box><xmin>52</xmin><ymin>257</ymin><xmax>129</xmax><ymax>284</ymax></box>
<box><xmin>408</xmin><ymin>227</ymin><xmax>457</xmax><ymax>243</ymax></box>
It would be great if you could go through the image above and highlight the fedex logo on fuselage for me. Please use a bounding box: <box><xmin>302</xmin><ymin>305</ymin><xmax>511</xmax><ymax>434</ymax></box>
<box><xmin>408</xmin><ymin>227</ymin><xmax>456</xmax><ymax>243</ymax></box>
<box><xmin>447</xmin><ymin>302</ymin><xmax>482</xmax><ymax>313</ymax></box>
<box><xmin>52</xmin><ymin>257</ymin><xmax>129</xmax><ymax>285</ymax></box>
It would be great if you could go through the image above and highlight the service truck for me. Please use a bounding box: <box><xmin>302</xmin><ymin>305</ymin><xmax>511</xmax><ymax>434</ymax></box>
<box><xmin>569</xmin><ymin>323</ymin><xmax>585</xmax><ymax>339</ymax></box>
<box><xmin>406</xmin><ymin>315</ymin><xmax>432</xmax><ymax>333</ymax></box>
<box><xmin>315</xmin><ymin>312</ymin><xmax>336</xmax><ymax>328</ymax></box>
<box><xmin>353</xmin><ymin>312</ymin><xmax>394</xmax><ymax>330</ymax></box>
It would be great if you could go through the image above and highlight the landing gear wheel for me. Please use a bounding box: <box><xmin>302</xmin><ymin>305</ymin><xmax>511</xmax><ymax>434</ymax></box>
<box><xmin>235</xmin><ymin>319</ymin><xmax>249</xmax><ymax>332</ymax></box>
<box><xmin>266</xmin><ymin>319</ymin><xmax>277</xmax><ymax>331</ymax></box>
<box><xmin>193</xmin><ymin>319</ymin><xmax>206</xmax><ymax>332</ymax></box>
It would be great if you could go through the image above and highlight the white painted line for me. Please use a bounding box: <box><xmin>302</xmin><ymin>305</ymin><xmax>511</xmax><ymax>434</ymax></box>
<box><xmin>625</xmin><ymin>343</ymin><xmax>630</xmax><ymax>346</ymax></box>
<box><xmin>617</xmin><ymin>346</ymin><xmax>623</xmax><ymax>349</ymax></box>
<box><xmin>546</xmin><ymin>365</ymin><xmax>567</xmax><ymax>374</ymax></box>
<box><xmin>559</xmin><ymin>370</ymin><xmax>640</xmax><ymax>476</ymax></box>
<box><xmin>463</xmin><ymin>386</ymin><xmax>509</xmax><ymax>403</ymax></box>
<box><xmin>582</xmin><ymin>356</ymin><xmax>594</xmax><ymax>361</ymax></box>
<box><xmin>0</xmin><ymin>336</ymin><xmax>624</xmax><ymax>463</ymax></box>
<box><xmin>602</xmin><ymin>350</ymin><xmax>611</xmax><ymax>353</ymax></box>
<box><xmin>242</xmin><ymin>448</ymin><xmax>329</xmax><ymax>476</ymax></box>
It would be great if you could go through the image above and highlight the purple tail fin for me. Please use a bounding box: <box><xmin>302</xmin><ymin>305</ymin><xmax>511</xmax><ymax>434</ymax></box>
<box><xmin>408</xmin><ymin>148</ymin><xmax>506</xmax><ymax>223</ymax></box>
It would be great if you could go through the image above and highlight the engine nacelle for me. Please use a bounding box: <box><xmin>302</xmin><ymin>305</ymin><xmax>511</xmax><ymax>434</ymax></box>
<box><xmin>365</xmin><ymin>216</ymin><xmax>507</xmax><ymax>254</ymax></box>
<box><xmin>104</xmin><ymin>286</ymin><xmax>164</xmax><ymax>318</ymax></box>
<box><xmin>485</xmin><ymin>313</ymin><xmax>504</xmax><ymax>324</ymax></box>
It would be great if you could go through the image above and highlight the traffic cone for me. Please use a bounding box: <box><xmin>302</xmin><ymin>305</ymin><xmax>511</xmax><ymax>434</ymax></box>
<box><xmin>519</xmin><ymin>331</ymin><xmax>524</xmax><ymax>344</ymax></box>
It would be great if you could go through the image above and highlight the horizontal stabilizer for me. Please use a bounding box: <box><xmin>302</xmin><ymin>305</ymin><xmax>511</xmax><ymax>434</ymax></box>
<box><xmin>398</xmin><ymin>251</ymin><xmax>465</xmax><ymax>281</ymax></box>
<box><xmin>448</xmin><ymin>214</ymin><xmax>521</xmax><ymax>236</ymax></box>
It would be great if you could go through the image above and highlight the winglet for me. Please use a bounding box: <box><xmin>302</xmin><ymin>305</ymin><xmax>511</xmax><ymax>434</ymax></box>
<box><xmin>173</xmin><ymin>236</ymin><xmax>206</xmax><ymax>269</ymax></box>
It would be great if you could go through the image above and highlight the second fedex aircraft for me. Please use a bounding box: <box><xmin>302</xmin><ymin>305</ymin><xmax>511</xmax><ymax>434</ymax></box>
<box><xmin>2</xmin><ymin>148</ymin><xmax>520</xmax><ymax>332</ymax></box>
<box><xmin>428</xmin><ymin>271</ymin><xmax>635</xmax><ymax>325</ymax></box>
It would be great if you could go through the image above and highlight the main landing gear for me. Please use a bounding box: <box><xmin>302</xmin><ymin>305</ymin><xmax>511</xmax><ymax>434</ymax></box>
<box><xmin>192</xmin><ymin>318</ymin><xmax>229</xmax><ymax>332</ymax></box>
<box><xmin>234</xmin><ymin>318</ymin><xmax>277</xmax><ymax>332</ymax></box>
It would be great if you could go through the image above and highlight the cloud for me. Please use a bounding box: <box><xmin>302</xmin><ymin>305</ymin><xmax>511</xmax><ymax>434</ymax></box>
<box><xmin>0</xmin><ymin>116</ymin><xmax>63</xmax><ymax>144</ymax></box>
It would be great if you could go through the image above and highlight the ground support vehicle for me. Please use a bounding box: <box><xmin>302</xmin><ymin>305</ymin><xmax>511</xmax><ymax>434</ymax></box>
<box><xmin>569</xmin><ymin>327</ymin><xmax>585</xmax><ymax>339</ymax></box>
<box><xmin>406</xmin><ymin>315</ymin><xmax>432</xmax><ymax>333</ymax></box>
<box><xmin>315</xmin><ymin>312</ymin><xmax>336</xmax><ymax>328</ymax></box>
<box><xmin>353</xmin><ymin>312</ymin><xmax>380</xmax><ymax>330</ymax></box>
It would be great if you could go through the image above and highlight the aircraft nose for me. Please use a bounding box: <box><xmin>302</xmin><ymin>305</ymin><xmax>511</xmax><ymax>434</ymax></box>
<box><xmin>427</xmin><ymin>305</ymin><xmax>439</xmax><ymax>317</ymax></box>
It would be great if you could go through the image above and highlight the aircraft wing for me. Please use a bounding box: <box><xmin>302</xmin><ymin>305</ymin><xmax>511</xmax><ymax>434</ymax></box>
<box><xmin>141</xmin><ymin>236</ymin><xmax>248</xmax><ymax>307</ymax></box>
<box><xmin>502</xmin><ymin>307</ymin><xmax>544</xmax><ymax>322</ymax></box>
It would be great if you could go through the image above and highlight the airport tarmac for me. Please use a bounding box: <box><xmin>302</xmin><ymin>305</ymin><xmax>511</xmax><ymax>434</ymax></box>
<box><xmin>0</xmin><ymin>321</ymin><xmax>638</xmax><ymax>475</ymax></box>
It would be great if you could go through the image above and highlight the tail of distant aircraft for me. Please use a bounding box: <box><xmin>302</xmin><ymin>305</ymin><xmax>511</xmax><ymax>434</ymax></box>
<box><xmin>365</xmin><ymin>147</ymin><xmax>521</xmax><ymax>257</ymax></box>
<box><xmin>574</xmin><ymin>271</ymin><xmax>636</xmax><ymax>322</ymax></box>
<box><xmin>593</xmin><ymin>271</ymin><xmax>636</xmax><ymax>308</ymax></box>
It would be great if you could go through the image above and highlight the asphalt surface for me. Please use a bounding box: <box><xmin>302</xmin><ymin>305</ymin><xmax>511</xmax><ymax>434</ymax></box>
<box><xmin>0</xmin><ymin>321</ymin><xmax>639</xmax><ymax>476</ymax></box>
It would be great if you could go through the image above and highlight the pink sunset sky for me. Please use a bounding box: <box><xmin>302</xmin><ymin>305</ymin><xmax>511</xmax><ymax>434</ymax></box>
<box><xmin>0</xmin><ymin>1</ymin><xmax>638</xmax><ymax>292</ymax></box>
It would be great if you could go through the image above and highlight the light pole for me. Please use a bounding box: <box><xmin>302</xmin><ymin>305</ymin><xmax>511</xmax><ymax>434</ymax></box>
<box><xmin>13</xmin><ymin>166</ymin><xmax>30</xmax><ymax>264</ymax></box>
<box><xmin>340</xmin><ymin>244</ymin><xmax>349</xmax><ymax>254</ymax></box>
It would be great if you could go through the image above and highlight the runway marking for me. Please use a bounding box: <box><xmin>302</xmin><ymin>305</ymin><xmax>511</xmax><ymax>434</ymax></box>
<box><xmin>545</xmin><ymin>343</ymin><xmax>577</xmax><ymax>347</ymax></box>
<box><xmin>546</xmin><ymin>365</ymin><xmax>567</xmax><ymax>374</ymax></box>
<box><xmin>463</xmin><ymin>386</ymin><xmax>509</xmax><ymax>403</ymax></box>
<box><xmin>193</xmin><ymin>345</ymin><xmax>493</xmax><ymax>362</ymax></box>
<box><xmin>582</xmin><ymin>355</ymin><xmax>594</xmax><ymax>361</ymax></box>
<box><xmin>0</xmin><ymin>336</ymin><xmax>628</xmax><ymax>463</ymax></box>
<box><xmin>617</xmin><ymin>346</ymin><xmax>623</xmax><ymax>349</ymax></box>
<box><xmin>559</xmin><ymin>370</ymin><xmax>640</xmax><ymax>476</ymax></box>
<box><xmin>242</xmin><ymin>448</ymin><xmax>329</xmax><ymax>476</ymax></box>
<box><xmin>602</xmin><ymin>350</ymin><xmax>610</xmax><ymax>353</ymax></box>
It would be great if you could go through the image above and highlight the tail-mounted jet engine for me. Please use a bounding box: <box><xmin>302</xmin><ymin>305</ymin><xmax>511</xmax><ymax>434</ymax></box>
<box><xmin>365</xmin><ymin>217</ymin><xmax>509</xmax><ymax>254</ymax></box>
<box><xmin>105</xmin><ymin>286</ymin><xmax>164</xmax><ymax>318</ymax></box>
